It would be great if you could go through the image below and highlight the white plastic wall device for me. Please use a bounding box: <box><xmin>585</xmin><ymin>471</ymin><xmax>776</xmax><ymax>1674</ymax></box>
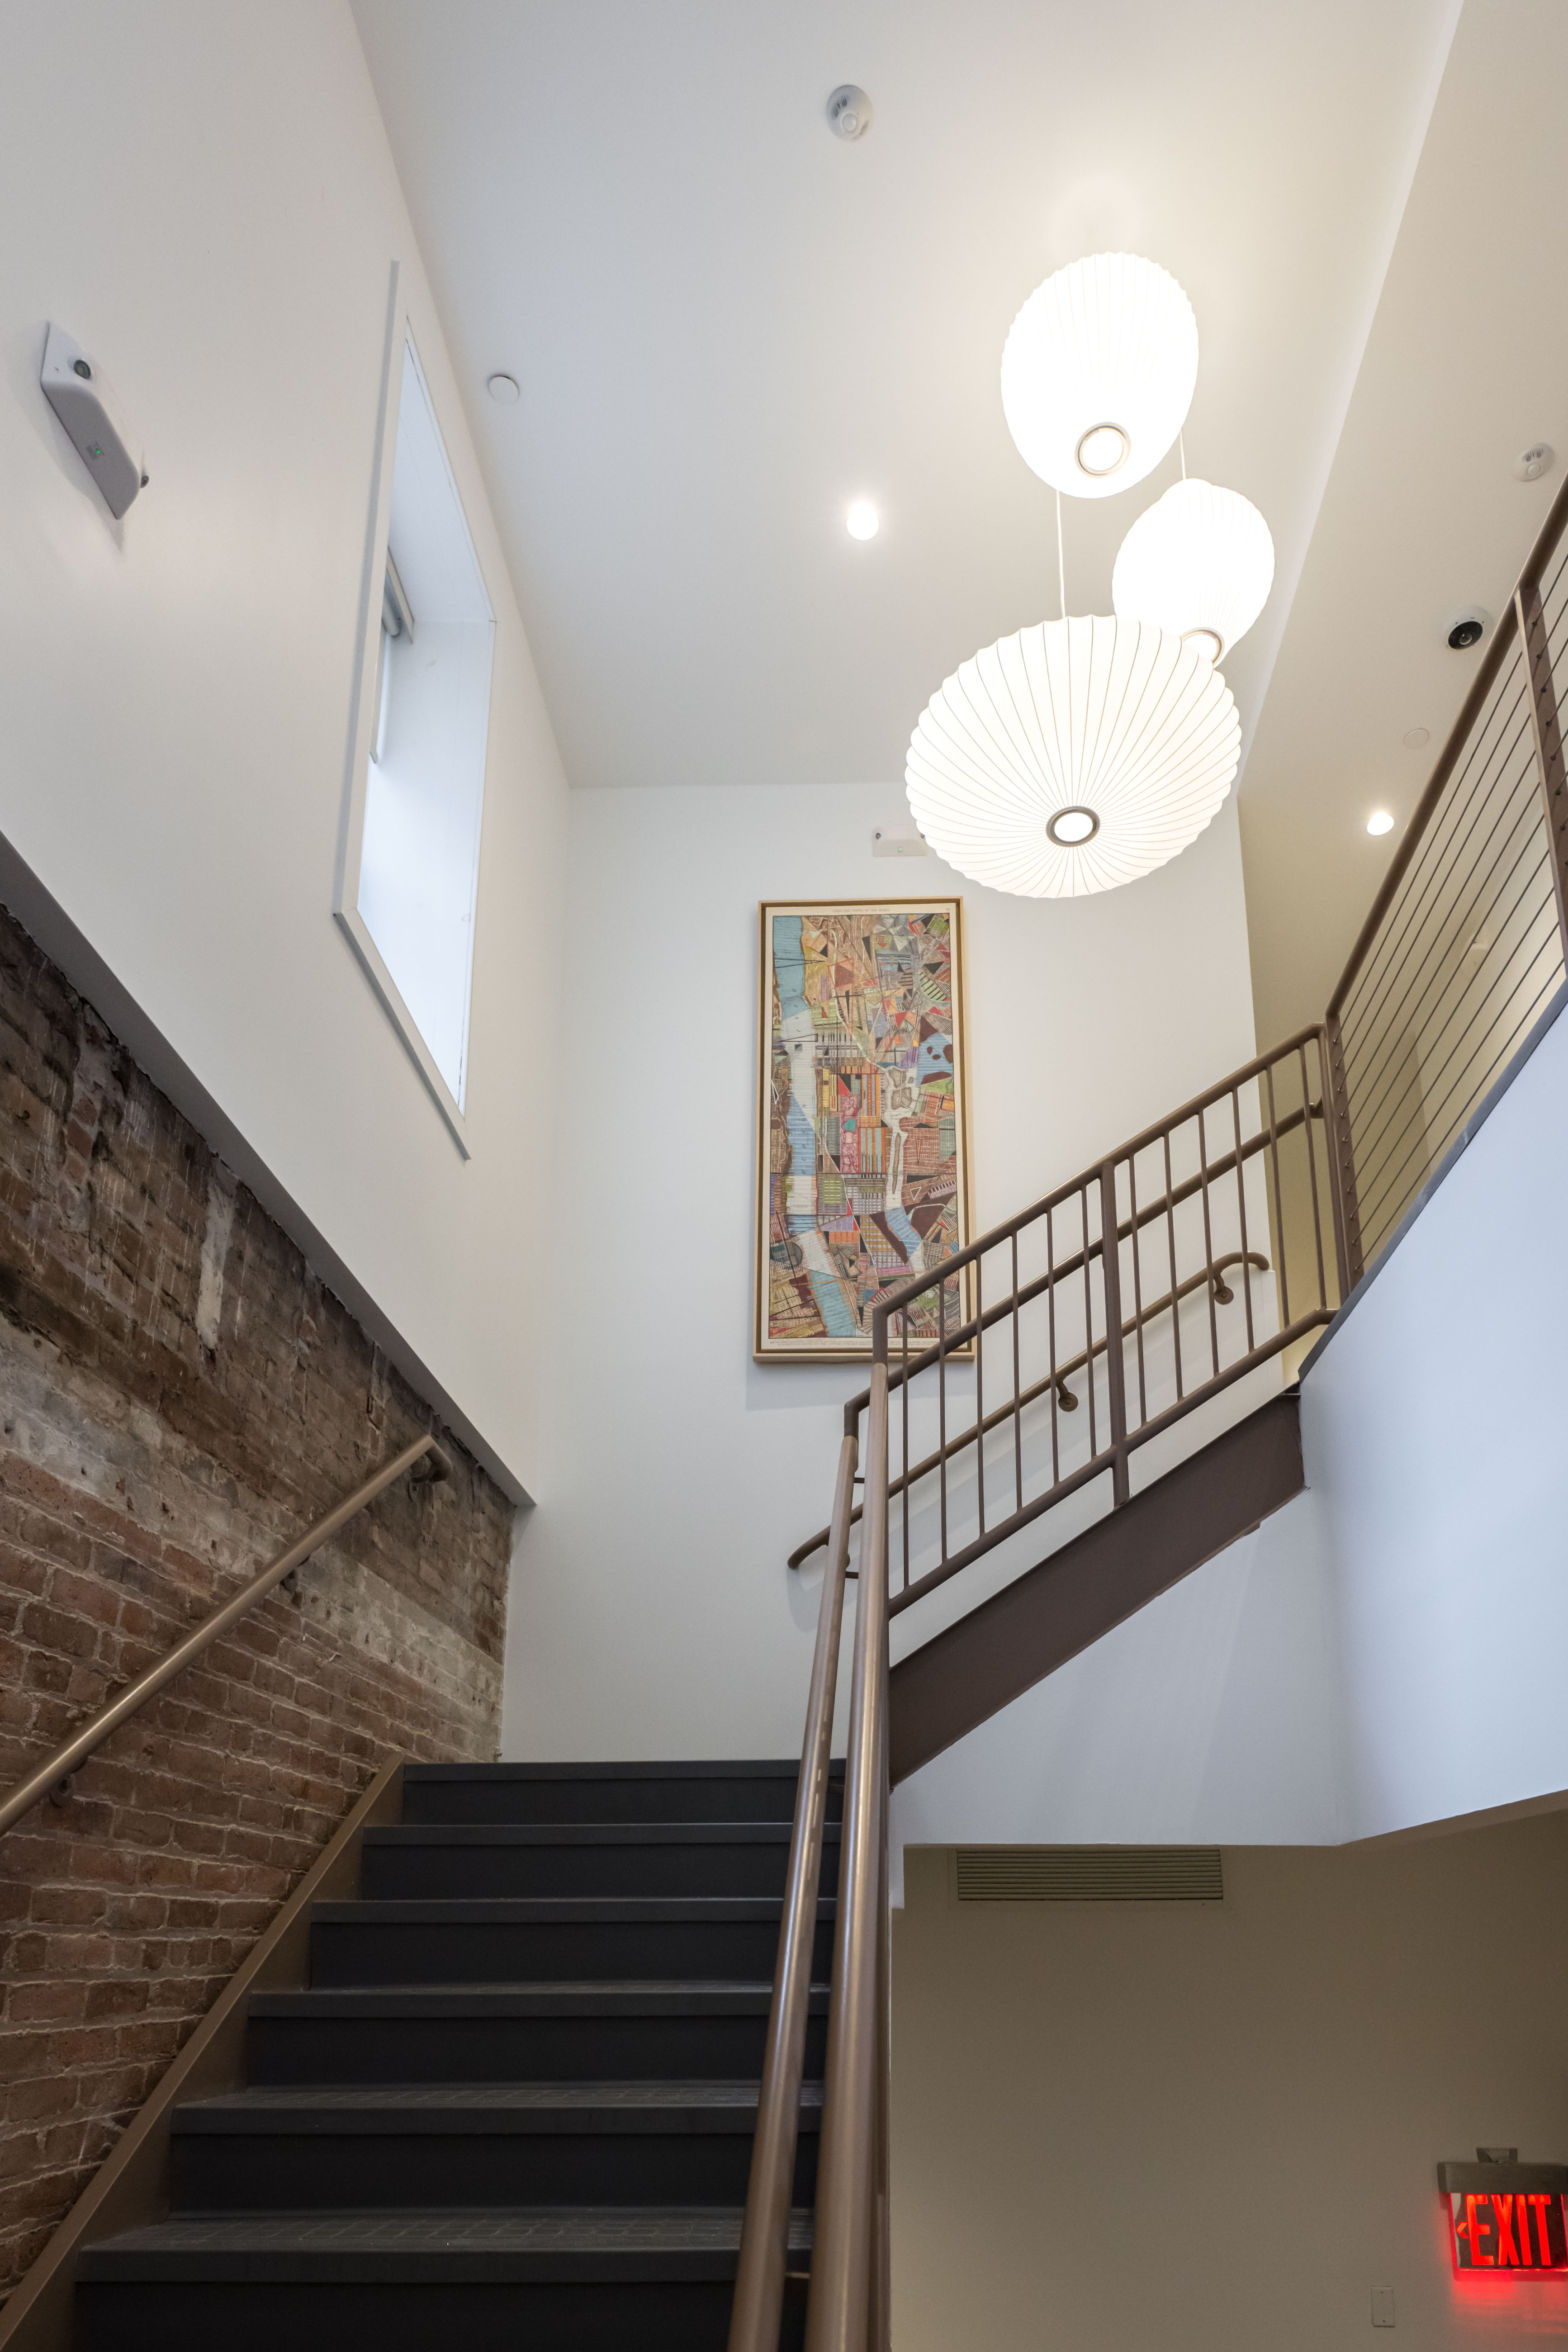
<box><xmin>39</xmin><ymin>323</ymin><xmax>147</xmax><ymax>519</ymax></box>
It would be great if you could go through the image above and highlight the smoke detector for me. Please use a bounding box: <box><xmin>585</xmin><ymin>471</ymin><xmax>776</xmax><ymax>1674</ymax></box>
<box><xmin>827</xmin><ymin>85</ymin><xmax>872</xmax><ymax>139</ymax></box>
<box><xmin>1514</xmin><ymin>443</ymin><xmax>1555</xmax><ymax>483</ymax></box>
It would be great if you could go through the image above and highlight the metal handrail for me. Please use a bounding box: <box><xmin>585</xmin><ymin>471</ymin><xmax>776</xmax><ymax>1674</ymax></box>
<box><xmin>729</xmin><ymin>1431</ymin><xmax>857</xmax><ymax>2352</ymax></box>
<box><xmin>805</xmin><ymin>1359</ymin><xmax>891</xmax><ymax>2352</ymax></box>
<box><xmin>0</xmin><ymin>1433</ymin><xmax>451</xmax><ymax>1840</ymax></box>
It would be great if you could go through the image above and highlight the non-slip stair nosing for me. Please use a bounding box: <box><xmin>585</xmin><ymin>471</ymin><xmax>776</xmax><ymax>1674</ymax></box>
<box><xmin>78</xmin><ymin>2251</ymin><xmax>801</xmax><ymax>2285</ymax></box>
<box><xmin>364</xmin><ymin>1822</ymin><xmax>842</xmax><ymax>1847</ymax></box>
<box><xmin>175</xmin><ymin>2103</ymin><xmax>823</xmax><ymax>2138</ymax></box>
<box><xmin>404</xmin><ymin>1760</ymin><xmax>842</xmax><ymax>1783</ymax></box>
<box><xmin>311</xmin><ymin>1899</ymin><xmax>834</xmax><ymax>1924</ymax></box>
<box><xmin>78</xmin><ymin>2206</ymin><xmax>815</xmax><ymax>2284</ymax></box>
<box><xmin>250</xmin><ymin>1983</ymin><xmax>832</xmax><ymax>2017</ymax></box>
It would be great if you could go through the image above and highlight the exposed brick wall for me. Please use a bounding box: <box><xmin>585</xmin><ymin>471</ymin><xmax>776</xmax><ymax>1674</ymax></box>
<box><xmin>0</xmin><ymin>903</ymin><xmax>515</xmax><ymax>2290</ymax></box>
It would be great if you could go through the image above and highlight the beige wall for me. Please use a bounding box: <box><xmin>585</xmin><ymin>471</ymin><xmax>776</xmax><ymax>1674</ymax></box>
<box><xmin>893</xmin><ymin>1815</ymin><xmax>1568</xmax><ymax>2349</ymax></box>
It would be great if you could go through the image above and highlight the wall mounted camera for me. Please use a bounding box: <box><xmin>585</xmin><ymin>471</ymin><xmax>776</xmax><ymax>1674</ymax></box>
<box><xmin>1446</xmin><ymin>607</ymin><xmax>1488</xmax><ymax>651</ymax></box>
<box><xmin>39</xmin><ymin>323</ymin><xmax>147</xmax><ymax>519</ymax></box>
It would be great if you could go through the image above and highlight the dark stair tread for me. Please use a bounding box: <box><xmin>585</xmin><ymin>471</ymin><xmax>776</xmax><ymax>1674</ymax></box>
<box><xmin>312</xmin><ymin>1898</ymin><xmax>831</xmax><ymax>1923</ymax></box>
<box><xmin>364</xmin><ymin>1823</ymin><xmax>840</xmax><ymax>1847</ymax></box>
<box><xmin>251</xmin><ymin>1982</ymin><xmax>830</xmax><ymax>2016</ymax></box>
<box><xmin>177</xmin><ymin>2081</ymin><xmax>823</xmax><ymax>2130</ymax></box>
<box><xmin>79</xmin><ymin>2205</ymin><xmax>813</xmax><ymax>2282</ymax></box>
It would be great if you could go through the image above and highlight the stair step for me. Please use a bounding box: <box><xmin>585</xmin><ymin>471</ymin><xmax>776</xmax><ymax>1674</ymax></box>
<box><xmin>79</xmin><ymin>2204</ymin><xmax>815</xmax><ymax>2277</ymax></box>
<box><xmin>76</xmin><ymin>2209</ymin><xmax>813</xmax><ymax>2352</ymax></box>
<box><xmin>402</xmin><ymin>1760</ymin><xmax>843</xmax><ymax>1827</ymax></box>
<box><xmin>247</xmin><ymin>1981</ymin><xmax>830</xmax><ymax>2084</ymax></box>
<box><xmin>170</xmin><ymin>2081</ymin><xmax>823</xmax><ymax>2208</ymax></box>
<box><xmin>308</xmin><ymin>1897</ymin><xmax>835</xmax><ymax>1987</ymax></box>
<box><xmin>361</xmin><ymin>1820</ymin><xmax>842</xmax><ymax>1901</ymax></box>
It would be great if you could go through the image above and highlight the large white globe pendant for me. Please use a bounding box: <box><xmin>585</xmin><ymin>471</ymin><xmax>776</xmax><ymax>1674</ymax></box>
<box><xmin>1000</xmin><ymin>254</ymin><xmax>1199</xmax><ymax>500</ymax></box>
<box><xmin>1112</xmin><ymin>478</ymin><xmax>1275</xmax><ymax>660</ymax></box>
<box><xmin>905</xmin><ymin>616</ymin><xmax>1240</xmax><ymax>899</ymax></box>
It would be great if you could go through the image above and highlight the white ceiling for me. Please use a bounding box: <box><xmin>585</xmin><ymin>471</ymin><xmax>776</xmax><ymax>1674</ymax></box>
<box><xmin>351</xmin><ymin>0</ymin><xmax>1563</xmax><ymax>1040</ymax></box>
<box><xmin>351</xmin><ymin>0</ymin><xmax>1453</xmax><ymax>783</ymax></box>
<box><xmin>1236</xmin><ymin>0</ymin><xmax>1568</xmax><ymax>1042</ymax></box>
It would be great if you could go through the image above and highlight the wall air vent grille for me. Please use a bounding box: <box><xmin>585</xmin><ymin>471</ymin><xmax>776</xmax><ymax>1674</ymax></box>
<box><xmin>955</xmin><ymin>1846</ymin><xmax>1223</xmax><ymax>1903</ymax></box>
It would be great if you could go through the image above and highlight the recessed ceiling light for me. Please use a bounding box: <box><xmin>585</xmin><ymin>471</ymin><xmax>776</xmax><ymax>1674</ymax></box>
<box><xmin>486</xmin><ymin>373</ymin><xmax>520</xmax><ymax>404</ymax></box>
<box><xmin>847</xmin><ymin>500</ymin><xmax>878</xmax><ymax>541</ymax></box>
<box><xmin>1402</xmin><ymin>726</ymin><xmax>1429</xmax><ymax>749</ymax></box>
<box><xmin>1367</xmin><ymin>810</ymin><xmax>1394</xmax><ymax>836</ymax></box>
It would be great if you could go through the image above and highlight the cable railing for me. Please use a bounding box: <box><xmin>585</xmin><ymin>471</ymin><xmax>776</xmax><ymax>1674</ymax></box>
<box><xmin>1327</xmin><ymin>470</ymin><xmax>1568</xmax><ymax>1276</ymax></box>
<box><xmin>0</xmin><ymin>1434</ymin><xmax>451</xmax><ymax>1840</ymax></box>
<box><xmin>737</xmin><ymin>469</ymin><xmax>1568</xmax><ymax>2352</ymax></box>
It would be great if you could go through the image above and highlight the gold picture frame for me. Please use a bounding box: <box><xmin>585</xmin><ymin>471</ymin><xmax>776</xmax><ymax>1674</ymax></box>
<box><xmin>754</xmin><ymin>897</ymin><xmax>973</xmax><ymax>1363</ymax></box>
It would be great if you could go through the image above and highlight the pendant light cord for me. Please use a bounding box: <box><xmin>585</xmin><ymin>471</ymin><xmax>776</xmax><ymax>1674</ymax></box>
<box><xmin>1055</xmin><ymin>488</ymin><xmax>1066</xmax><ymax>621</ymax></box>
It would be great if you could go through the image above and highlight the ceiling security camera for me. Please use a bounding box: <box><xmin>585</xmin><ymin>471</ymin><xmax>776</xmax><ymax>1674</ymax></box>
<box><xmin>1446</xmin><ymin>607</ymin><xmax>1487</xmax><ymax>651</ymax></box>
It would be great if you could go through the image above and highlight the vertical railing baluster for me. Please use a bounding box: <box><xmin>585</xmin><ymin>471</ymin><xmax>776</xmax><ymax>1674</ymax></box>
<box><xmin>937</xmin><ymin>1271</ymin><xmax>948</xmax><ymax>1565</ymax></box>
<box><xmin>1231</xmin><ymin>1086</ymin><xmax>1255</xmax><ymax>1354</ymax></box>
<box><xmin>1162</xmin><ymin>1128</ymin><xmax>1184</xmax><ymax>1402</ymax></box>
<box><xmin>1196</xmin><ymin>1104</ymin><xmax>1221</xmax><ymax>1380</ymax></box>
<box><xmin>1320</xmin><ymin>1022</ymin><xmax>1358</xmax><ymax>1297</ymax></box>
<box><xmin>1080</xmin><ymin>1186</ymin><xmax>1098</xmax><ymax>1461</ymax></box>
<box><xmin>1047</xmin><ymin>1205</ymin><xmax>1061</xmax><ymax>1486</ymax></box>
<box><xmin>900</xmin><ymin>1315</ymin><xmax>909</xmax><ymax>1593</ymax></box>
<box><xmin>1010</xmin><ymin>1231</ymin><xmax>1023</xmax><ymax>1517</ymax></box>
<box><xmin>973</xmin><ymin>1254</ymin><xmax>985</xmax><ymax>1541</ymax></box>
<box><xmin>1322</xmin><ymin>1015</ymin><xmax>1362</xmax><ymax>1292</ymax></box>
<box><xmin>1262</xmin><ymin>1058</ymin><xmax>1291</xmax><ymax>1330</ymax></box>
<box><xmin>1098</xmin><ymin>1161</ymin><xmax>1129</xmax><ymax>1507</ymax></box>
<box><xmin>1127</xmin><ymin>1147</ymin><xmax>1147</xmax><ymax>1429</ymax></box>
<box><xmin>1299</xmin><ymin>1042</ymin><xmax>1327</xmax><ymax>1311</ymax></box>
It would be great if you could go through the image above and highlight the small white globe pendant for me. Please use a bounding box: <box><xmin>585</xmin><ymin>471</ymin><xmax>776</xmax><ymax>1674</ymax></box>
<box><xmin>1112</xmin><ymin>479</ymin><xmax>1275</xmax><ymax>660</ymax></box>
<box><xmin>1000</xmin><ymin>254</ymin><xmax>1199</xmax><ymax>500</ymax></box>
<box><xmin>905</xmin><ymin>616</ymin><xmax>1240</xmax><ymax>899</ymax></box>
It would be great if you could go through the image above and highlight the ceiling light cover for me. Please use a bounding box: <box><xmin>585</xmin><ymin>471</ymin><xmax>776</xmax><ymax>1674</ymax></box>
<box><xmin>1000</xmin><ymin>254</ymin><xmax>1199</xmax><ymax>500</ymax></box>
<box><xmin>1112</xmin><ymin>479</ymin><xmax>1274</xmax><ymax>659</ymax></box>
<box><xmin>905</xmin><ymin>616</ymin><xmax>1240</xmax><ymax>898</ymax></box>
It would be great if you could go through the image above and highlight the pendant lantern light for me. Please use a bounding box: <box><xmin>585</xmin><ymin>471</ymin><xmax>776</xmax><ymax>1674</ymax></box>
<box><xmin>1112</xmin><ymin>478</ymin><xmax>1275</xmax><ymax>660</ymax></box>
<box><xmin>1000</xmin><ymin>254</ymin><xmax>1199</xmax><ymax>500</ymax></box>
<box><xmin>905</xmin><ymin>616</ymin><xmax>1240</xmax><ymax>899</ymax></box>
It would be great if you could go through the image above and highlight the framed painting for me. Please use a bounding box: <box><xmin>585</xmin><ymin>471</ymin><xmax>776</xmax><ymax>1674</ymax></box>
<box><xmin>755</xmin><ymin>898</ymin><xmax>972</xmax><ymax>1362</ymax></box>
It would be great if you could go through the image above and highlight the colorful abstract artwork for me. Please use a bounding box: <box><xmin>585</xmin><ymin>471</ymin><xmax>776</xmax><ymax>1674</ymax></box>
<box><xmin>755</xmin><ymin>899</ymin><xmax>971</xmax><ymax>1361</ymax></box>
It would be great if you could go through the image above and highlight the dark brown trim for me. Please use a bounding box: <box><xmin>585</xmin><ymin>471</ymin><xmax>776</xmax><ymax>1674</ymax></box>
<box><xmin>887</xmin><ymin>1396</ymin><xmax>1304</xmax><ymax>1785</ymax></box>
<box><xmin>0</xmin><ymin>1759</ymin><xmax>405</xmax><ymax>2352</ymax></box>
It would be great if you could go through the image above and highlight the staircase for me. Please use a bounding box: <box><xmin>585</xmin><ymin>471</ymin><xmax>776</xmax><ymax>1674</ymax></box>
<box><xmin>71</xmin><ymin>1760</ymin><xmax>841</xmax><ymax>2352</ymax></box>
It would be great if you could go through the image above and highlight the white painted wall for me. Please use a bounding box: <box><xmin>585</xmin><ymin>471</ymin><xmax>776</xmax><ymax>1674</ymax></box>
<box><xmin>503</xmin><ymin>782</ymin><xmax>1260</xmax><ymax>1758</ymax></box>
<box><xmin>1305</xmin><ymin>997</ymin><xmax>1568</xmax><ymax>1841</ymax></box>
<box><xmin>0</xmin><ymin>2</ymin><xmax>568</xmax><ymax>1499</ymax></box>
<box><xmin>894</xmin><ymin>1816</ymin><xmax>1568</xmax><ymax>2352</ymax></box>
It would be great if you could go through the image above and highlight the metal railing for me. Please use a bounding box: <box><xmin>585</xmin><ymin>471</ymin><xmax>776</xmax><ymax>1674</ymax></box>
<box><xmin>0</xmin><ymin>1434</ymin><xmax>451</xmax><ymax>1841</ymax></box>
<box><xmin>1326</xmin><ymin>469</ymin><xmax>1568</xmax><ymax>1276</ymax></box>
<box><xmin>736</xmin><ymin>472</ymin><xmax>1568</xmax><ymax>2352</ymax></box>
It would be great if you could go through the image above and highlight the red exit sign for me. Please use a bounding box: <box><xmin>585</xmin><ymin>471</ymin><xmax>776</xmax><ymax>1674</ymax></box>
<box><xmin>1439</xmin><ymin>2160</ymin><xmax>1568</xmax><ymax>2277</ymax></box>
